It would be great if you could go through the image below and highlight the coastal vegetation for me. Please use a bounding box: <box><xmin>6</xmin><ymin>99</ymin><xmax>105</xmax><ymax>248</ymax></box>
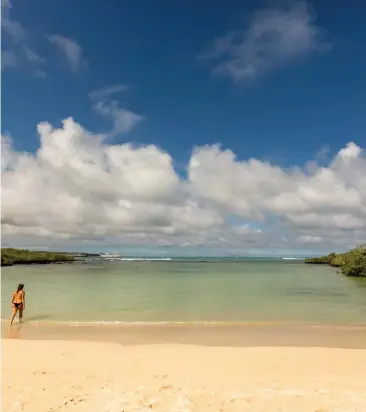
<box><xmin>305</xmin><ymin>245</ymin><xmax>366</xmax><ymax>277</ymax></box>
<box><xmin>1</xmin><ymin>248</ymin><xmax>75</xmax><ymax>266</ymax></box>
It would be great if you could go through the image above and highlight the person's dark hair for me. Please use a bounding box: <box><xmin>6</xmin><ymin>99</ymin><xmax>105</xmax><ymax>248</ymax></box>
<box><xmin>17</xmin><ymin>284</ymin><xmax>24</xmax><ymax>291</ymax></box>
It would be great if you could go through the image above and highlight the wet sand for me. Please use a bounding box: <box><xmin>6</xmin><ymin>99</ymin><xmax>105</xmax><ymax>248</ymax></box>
<box><xmin>3</xmin><ymin>321</ymin><xmax>366</xmax><ymax>348</ymax></box>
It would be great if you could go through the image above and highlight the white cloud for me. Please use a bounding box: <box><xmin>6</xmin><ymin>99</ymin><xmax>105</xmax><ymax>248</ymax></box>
<box><xmin>1</xmin><ymin>119</ymin><xmax>222</xmax><ymax>248</ymax></box>
<box><xmin>1</xmin><ymin>16</ymin><xmax>27</xmax><ymax>42</ymax></box>
<box><xmin>200</xmin><ymin>1</ymin><xmax>330</xmax><ymax>82</ymax></box>
<box><xmin>1</xmin><ymin>2</ymin><xmax>46</xmax><ymax>75</ymax></box>
<box><xmin>1</xmin><ymin>1</ymin><xmax>26</xmax><ymax>42</ymax></box>
<box><xmin>89</xmin><ymin>85</ymin><xmax>129</xmax><ymax>101</ymax></box>
<box><xmin>90</xmin><ymin>85</ymin><xmax>143</xmax><ymax>136</ymax></box>
<box><xmin>1</xmin><ymin>2</ymin><xmax>83</xmax><ymax>76</ymax></box>
<box><xmin>23</xmin><ymin>46</ymin><xmax>43</xmax><ymax>65</ymax></box>
<box><xmin>338</xmin><ymin>142</ymin><xmax>361</xmax><ymax>160</ymax></box>
<box><xmin>1</xmin><ymin>118</ymin><xmax>365</xmax><ymax>253</ymax></box>
<box><xmin>48</xmin><ymin>35</ymin><xmax>83</xmax><ymax>71</ymax></box>
<box><xmin>94</xmin><ymin>101</ymin><xmax>143</xmax><ymax>136</ymax></box>
<box><xmin>297</xmin><ymin>235</ymin><xmax>322</xmax><ymax>244</ymax></box>
<box><xmin>189</xmin><ymin>143</ymin><xmax>366</xmax><ymax>232</ymax></box>
<box><xmin>1</xmin><ymin>0</ymin><xmax>12</xmax><ymax>9</ymax></box>
<box><xmin>189</xmin><ymin>145</ymin><xmax>287</xmax><ymax>219</ymax></box>
<box><xmin>22</xmin><ymin>46</ymin><xmax>47</xmax><ymax>77</ymax></box>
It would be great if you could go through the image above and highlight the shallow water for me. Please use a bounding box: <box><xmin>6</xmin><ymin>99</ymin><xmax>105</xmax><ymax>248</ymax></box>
<box><xmin>1</xmin><ymin>260</ymin><xmax>366</xmax><ymax>324</ymax></box>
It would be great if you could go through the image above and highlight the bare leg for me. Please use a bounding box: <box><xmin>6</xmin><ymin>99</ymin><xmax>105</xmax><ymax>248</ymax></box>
<box><xmin>18</xmin><ymin>306</ymin><xmax>24</xmax><ymax>323</ymax></box>
<box><xmin>10</xmin><ymin>306</ymin><xmax>18</xmax><ymax>326</ymax></box>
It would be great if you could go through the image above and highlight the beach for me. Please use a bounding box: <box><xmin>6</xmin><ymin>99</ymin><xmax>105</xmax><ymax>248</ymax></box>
<box><xmin>3</xmin><ymin>333</ymin><xmax>366</xmax><ymax>412</ymax></box>
<box><xmin>2</xmin><ymin>260</ymin><xmax>366</xmax><ymax>411</ymax></box>
<box><xmin>3</xmin><ymin>0</ymin><xmax>365</xmax><ymax>409</ymax></box>
<box><xmin>2</xmin><ymin>323</ymin><xmax>366</xmax><ymax>411</ymax></box>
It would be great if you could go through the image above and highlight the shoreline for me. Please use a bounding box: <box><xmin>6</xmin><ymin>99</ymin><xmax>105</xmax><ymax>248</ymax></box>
<box><xmin>1</xmin><ymin>255</ymin><xmax>308</xmax><ymax>266</ymax></box>
<box><xmin>1</xmin><ymin>260</ymin><xmax>77</xmax><ymax>267</ymax></box>
<box><xmin>3</xmin><ymin>321</ymin><xmax>366</xmax><ymax>349</ymax></box>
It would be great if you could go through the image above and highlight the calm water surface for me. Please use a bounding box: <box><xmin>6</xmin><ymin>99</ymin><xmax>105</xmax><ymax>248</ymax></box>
<box><xmin>1</xmin><ymin>260</ymin><xmax>366</xmax><ymax>324</ymax></box>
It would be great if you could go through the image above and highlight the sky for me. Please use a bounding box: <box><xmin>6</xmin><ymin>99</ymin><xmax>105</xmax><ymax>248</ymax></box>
<box><xmin>1</xmin><ymin>0</ymin><xmax>365</xmax><ymax>255</ymax></box>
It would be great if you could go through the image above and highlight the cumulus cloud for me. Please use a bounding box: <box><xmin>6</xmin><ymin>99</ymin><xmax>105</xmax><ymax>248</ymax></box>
<box><xmin>48</xmin><ymin>35</ymin><xmax>84</xmax><ymax>72</ymax></box>
<box><xmin>200</xmin><ymin>1</ymin><xmax>330</xmax><ymax>82</ymax></box>
<box><xmin>189</xmin><ymin>143</ymin><xmax>366</xmax><ymax>231</ymax></box>
<box><xmin>1</xmin><ymin>119</ymin><xmax>222</xmax><ymax>248</ymax></box>
<box><xmin>1</xmin><ymin>118</ymin><xmax>365</xmax><ymax>253</ymax></box>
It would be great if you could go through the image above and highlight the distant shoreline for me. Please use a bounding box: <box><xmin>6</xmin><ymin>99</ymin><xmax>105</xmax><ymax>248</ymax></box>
<box><xmin>1</xmin><ymin>248</ymin><xmax>76</xmax><ymax>267</ymax></box>
<box><xmin>1</xmin><ymin>260</ymin><xmax>76</xmax><ymax>267</ymax></box>
<box><xmin>1</xmin><ymin>250</ymin><xmax>310</xmax><ymax>266</ymax></box>
<box><xmin>1</xmin><ymin>257</ymin><xmax>308</xmax><ymax>266</ymax></box>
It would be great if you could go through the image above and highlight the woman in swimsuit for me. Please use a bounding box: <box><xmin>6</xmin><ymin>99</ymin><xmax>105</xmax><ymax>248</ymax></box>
<box><xmin>11</xmin><ymin>284</ymin><xmax>25</xmax><ymax>325</ymax></box>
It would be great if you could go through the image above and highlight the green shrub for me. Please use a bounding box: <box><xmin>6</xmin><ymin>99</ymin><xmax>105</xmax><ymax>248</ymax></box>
<box><xmin>340</xmin><ymin>248</ymin><xmax>366</xmax><ymax>277</ymax></box>
<box><xmin>305</xmin><ymin>245</ymin><xmax>366</xmax><ymax>277</ymax></box>
<box><xmin>1</xmin><ymin>248</ymin><xmax>74</xmax><ymax>266</ymax></box>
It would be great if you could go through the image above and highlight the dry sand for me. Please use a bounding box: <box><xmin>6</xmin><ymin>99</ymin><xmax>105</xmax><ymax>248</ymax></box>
<box><xmin>2</xmin><ymin>338</ymin><xmax>366</xmax><ymax>412</ymax></box>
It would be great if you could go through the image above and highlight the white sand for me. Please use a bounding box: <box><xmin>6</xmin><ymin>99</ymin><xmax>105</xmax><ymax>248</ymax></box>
<box><xmin>2</xmin><ymin>339</ymin><xmax>366</xmax><ymax>411</ymax></box>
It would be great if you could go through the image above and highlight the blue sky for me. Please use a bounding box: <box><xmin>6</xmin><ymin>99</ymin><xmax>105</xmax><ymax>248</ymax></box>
<box><xmin>2</xmin><ymin>0</ymin><xmax>366</xmax><ymax>255</ymax></box>
<box><xmin>3</xmin><ymin>0</ymin><xmax>366</xmax><ymax>162</ymax></box>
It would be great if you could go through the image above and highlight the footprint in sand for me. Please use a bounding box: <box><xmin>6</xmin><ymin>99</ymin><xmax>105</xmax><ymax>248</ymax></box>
<box><xmin>171</xmin><ymin>395</ymin><xmax>195</xmax><ymax>412</ymax></box>
<box><xmin>32</xmin><ymin>370</ymin><xmax>48</xmax><ymax>376</ymax></box>
<box><xmin>159</xmin><ymin>385</ymin><xmax>173</xmax><ymax>391</ymax></box>
<box><xmin>8</xmin><ymin>401</ymin><xmax>23</xmax><ymax>412</ymax></box>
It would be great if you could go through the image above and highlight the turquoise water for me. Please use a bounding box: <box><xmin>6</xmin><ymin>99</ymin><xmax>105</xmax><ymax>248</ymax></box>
<box><xmin>1</xmin><ymin>260</ymin><xmax>366</xmax><ymax>324</ymax></box>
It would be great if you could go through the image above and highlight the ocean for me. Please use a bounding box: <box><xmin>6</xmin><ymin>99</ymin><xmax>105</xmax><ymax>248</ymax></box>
<box><xmin>1</xmin><ymin>258</ymin><xmax>366</xmax><ymax>325</ymax></box>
